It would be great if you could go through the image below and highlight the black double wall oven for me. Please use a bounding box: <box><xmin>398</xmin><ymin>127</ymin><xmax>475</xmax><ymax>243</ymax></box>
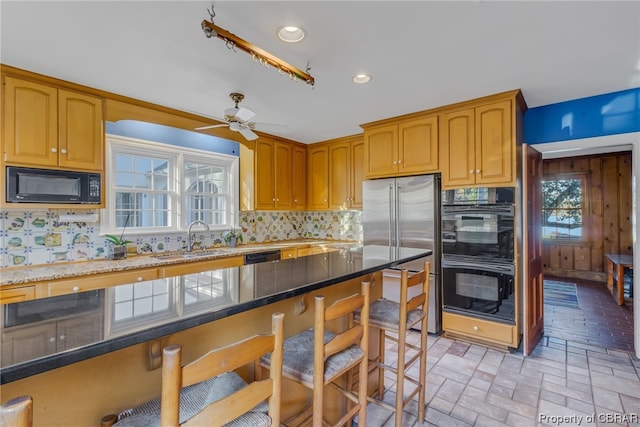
<box><xmin>441</xmin><ymin>188</ymin><xmax>516</xmax><ymax>324</ymax></box>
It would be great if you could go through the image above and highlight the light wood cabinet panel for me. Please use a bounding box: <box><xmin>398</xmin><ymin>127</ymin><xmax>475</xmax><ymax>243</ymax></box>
<box><xmin>307</xmin><ymin>144</ymin><xmax>329</xmax><ymax>210</ymax></box>
<box><xmin>443</xmin><ymin>311</ymin><xmax>518</xmax><ymax>348</ymax></box>
<box><xmin>440</xmin><ymin>99</ymin><xmax>514</xmax><ymax>188</ymax></box>
<box><xmin>292</xmin><ymin>145</ymin><xmax>307</xmax><ymax>209</ymax></box>
<box><xmin>363</xmin><ymin>115</ymin><xmax>438</xmax><ymax>179</ymax></box>
<box><xmin>160</xmin><ymin>256</ymin><xmax>244</xmax><ymax>277</ymax></box>
<box><xmin>2</xmin><ymin>76</ymin><xmax>104</xmax><ymax>172</ymax></box>
<box><xmin>398</xmin><ymin>115</ymin><xmax>439</xmax><ymax>174</ymax></box>
<box><xmin>363</xmin><ymin>123</ymin><xmax>397</xmax><ymax>178</ymax></box>
<box><xmin>440</xmin><ymin>108</ymin><xmax>475</xmax><ymax>187</ymax></box>
<box><xmin>280</xmin><ymin>248</ymin><xmax>298</xmax><ymax>260</ymax></box>
<box><xmin>3</xmin><ymin>76</ymin><xmax>58</xmax><ymax>166</ymax></box>
<box><xmin>58</xmin><ymin>89</ymin><xmax>104</xmax><ymax>171</ymax></box>
<box><xmin>329</xmin><ymin>141</ymin><xmax>350</xmax><ymax>209</ymax></box>
<box><xmin>48</xmin><ymin>268</ymin><xmax>158</xmax><ymax>297</ymax></box>
<box><xmin>350</xmin><ymin>137</ymin><xmax>364</xmax><ymax>209</ymax></box>
<box><xmin>474</xmin><ymin>100</ymin><xmax>513</xmax><ymax>185</ymax></box>
<box><xmin>255</xmin><ymin>138</ymin><xmax>296</xmax><ymax>210</ymax></box>
<box><xmin>0</xmin><ymin>286</ymin><xmax>36</xmax><ymax>304</ymax></box>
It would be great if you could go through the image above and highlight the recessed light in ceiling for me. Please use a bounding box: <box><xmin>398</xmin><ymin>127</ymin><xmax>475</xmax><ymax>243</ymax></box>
<box><xmin>277</xmin><ymin>26</ymin><xmax>306</xmax><ymax>43</ymax></box>
<box><xmin>352</xmin><ymin>74</ymin><xmax>372</xmax><ymax>84</ymax></box>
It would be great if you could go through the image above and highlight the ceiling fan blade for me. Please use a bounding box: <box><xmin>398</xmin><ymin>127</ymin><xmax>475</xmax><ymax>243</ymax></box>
<box><xmin>238</xmin><ymin>127</ymin><xmax>259</xmax><ymax>141</ymax></box>
<box><xmin>251</xmin><ymin>122</ymin><xmax>289</xmax><ymax>134</ymax></box>
<box><xmin>195</xmin><ymin>123</ymin><xmax>229</xmax><ymax>130</ymax></box>
<box><xmin>235</xmin><ymin>106</ymin><xmax>256</xmax><ymax>122</ymax></box>
<box><xmin>224</xmin><ymin>107</ymin><xmax>239</xmax><ymax>118</ymax></box>
<box><xmin>229</xmin><ymin>122</ymin><xmax>241</xmax><ymax>131</ymax></box>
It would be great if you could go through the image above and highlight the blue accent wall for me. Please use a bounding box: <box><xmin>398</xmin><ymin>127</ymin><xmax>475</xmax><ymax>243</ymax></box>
<box><xmin>524</xmin><ymin>87</ymin><xmax>640</xmax><ymax>144</ymax></box>
<box><xmin>106</xmin><ymin>120</ymin><xmax>240</xmax><ymax>156</ymax></box>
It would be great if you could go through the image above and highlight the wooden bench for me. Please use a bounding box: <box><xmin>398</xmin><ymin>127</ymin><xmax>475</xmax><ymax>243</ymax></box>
<box><xmin>605</xmin><ymin>254</ymin><xmax>633</xmax><ymax>305</ymax></box>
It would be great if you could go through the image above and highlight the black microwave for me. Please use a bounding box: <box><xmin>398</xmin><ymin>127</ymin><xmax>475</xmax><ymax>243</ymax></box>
<box><xmin>6</xmin><ymin>166</ymin><xmax>101</xmax><ymax>204</ymax></box>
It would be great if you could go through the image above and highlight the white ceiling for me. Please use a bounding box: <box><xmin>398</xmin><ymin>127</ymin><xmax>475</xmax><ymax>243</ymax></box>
<box><xmin>1</xmin><ymin>1</ymin><xmax>639</xmax><ymax>145</ymax></box>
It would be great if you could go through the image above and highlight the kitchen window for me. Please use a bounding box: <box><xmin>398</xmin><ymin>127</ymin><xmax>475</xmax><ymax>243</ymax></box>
<box><xmin>542</xmin><ymin>175</ymin><xmax>586</xmax><ymax>240</ymax></box>
<box><xmin>105</xmin><ymin>135</ymin><xmax>238</xmax><ymax>234</ymax></box>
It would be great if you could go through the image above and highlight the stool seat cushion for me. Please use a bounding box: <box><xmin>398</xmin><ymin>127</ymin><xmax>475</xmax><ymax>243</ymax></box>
<box><xmin>262</xmin><ymin>328</ymin><xmax>365</xmax><ymax>387</ymax></box>
<box><xmin>113</xmin><ymin>372</ymin><xmax>269</xmax><ymax>427</ymax></box>
<box><xmin>358</xmin><ymin>298</ymin><xmax>424</xmax><ymax>330</ymax></box>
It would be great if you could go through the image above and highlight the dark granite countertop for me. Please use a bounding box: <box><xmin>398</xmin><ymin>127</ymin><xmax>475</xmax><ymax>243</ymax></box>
<box><xmin>0</xmin><ymin>245</ymin><xmax>431</xmax><ymax>384</ymax></box>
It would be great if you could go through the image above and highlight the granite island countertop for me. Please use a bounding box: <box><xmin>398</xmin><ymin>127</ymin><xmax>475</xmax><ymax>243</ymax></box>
<box><xmin>1</xmin><ymin>245</ymin><xmax>432</xmax><ymax>383</ymax></box>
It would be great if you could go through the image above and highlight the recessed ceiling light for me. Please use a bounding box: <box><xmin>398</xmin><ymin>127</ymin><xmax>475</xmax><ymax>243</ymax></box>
<box><xmin>352</xmin><ymin>74</ymin><xmax>372</xmax><ymax>84</ymax></box>
<box><xmin>277</xmin><ymin>26</ymin><xmax>306</xmax><ymax>43</ymax></box>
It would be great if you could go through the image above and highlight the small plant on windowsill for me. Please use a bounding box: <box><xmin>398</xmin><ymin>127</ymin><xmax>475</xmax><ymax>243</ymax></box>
<box><xmin>105</xmin><ymin>234</ymin><xmax>133</xmax><ymax>260</ymax></box>
<box><xmin>223</xmin><ymin>229</ymin><xmax>243</xmax><ymax>248</ymax></box>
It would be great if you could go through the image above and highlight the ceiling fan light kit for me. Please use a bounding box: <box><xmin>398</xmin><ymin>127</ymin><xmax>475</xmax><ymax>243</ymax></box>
<box><xmin>195</xmin><ymin>92</ymin><xmax>288</xmax><ymax>141</ymax></box>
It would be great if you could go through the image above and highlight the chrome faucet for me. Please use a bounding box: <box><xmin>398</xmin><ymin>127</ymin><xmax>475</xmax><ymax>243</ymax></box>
<box><xmin>187</xmin><ymin>220</ymin><xmax>210</xmax><ymax>252</ymax></box>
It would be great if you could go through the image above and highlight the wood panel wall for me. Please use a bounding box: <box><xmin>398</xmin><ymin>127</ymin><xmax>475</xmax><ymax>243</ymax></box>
<box><xmin>542</xmin><ymin>152</ymin><xmax>632</xmax><ymax>281</ymax></box>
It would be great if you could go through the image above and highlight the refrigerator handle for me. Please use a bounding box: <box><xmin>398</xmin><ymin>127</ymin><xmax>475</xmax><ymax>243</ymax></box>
<box><xmin>395</xmin><ymin>184</ymin><xmax>401</xmax><ymax>247</ymax></box>
<box><xmin>388</xmin><ymin>184</ymin><xmax>395</xmax><ymax>245</ymax></box>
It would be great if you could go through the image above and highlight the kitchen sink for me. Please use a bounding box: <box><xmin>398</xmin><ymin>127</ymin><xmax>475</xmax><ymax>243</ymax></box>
<box><xmin>153</xmin><ymin>251</ymin><xmax>226</xmax><ymax>260</ymax></box>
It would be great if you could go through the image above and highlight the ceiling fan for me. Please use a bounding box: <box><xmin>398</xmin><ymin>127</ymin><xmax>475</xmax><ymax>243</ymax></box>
<box><xmin>195</xmin><ymin>92</ymin><xmax>288</xmax><ymax>141</ymax></box>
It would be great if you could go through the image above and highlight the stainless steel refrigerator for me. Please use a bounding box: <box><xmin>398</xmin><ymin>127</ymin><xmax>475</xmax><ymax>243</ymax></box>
<box><xmin>362</xmin><ymin>174</ymin><xmax>442</xmax><ymax>333</ymax></box>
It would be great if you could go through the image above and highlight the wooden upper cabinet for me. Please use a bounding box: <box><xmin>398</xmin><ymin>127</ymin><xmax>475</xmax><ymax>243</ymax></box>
<box><xmin>440</xmin><ymin>99</ymin><xmax>514</xmax><ymax>188</ymax></box>
<box><xmin>475</xmin><ymin>100</ymin><xmax>513</xmax><ymax>186</ymax></box>
<box><xmin>292</xmin><ymin>144</ymin><xmax>307</xmax><ymax>209</ymax></box>
<box><xmin>398</xmin><ymin>115</ymin><xmax>438</xmax><ymax>175</ymax></box>
<box><xmin>350</xmin><ymin>137</ymin><xmax>364</xmax><ymax>209</ymax></box>
<box><xmin>3</xmin><ymin>76</ymin><xmax>104</xmax><ymax>172</ymax></box>
<box><xmin>307</xmin><ymin>143</ymin><xmax>329</xmax><ymax>210</ymax></box>
<box><xmin>363</xmin><ymin>123</ymin><xmax>397</xmax><ymax>178</ymax></box>
<box><xmin>329</xmin><ymin>141</ymin><xmax>350</xmax><ymax>209</ymax></box>
<box><xmin>363</xmin><ymin>115</ymin><xmax>438</xmax><ymax>179</ymax></box>
<box><xmin>255</xmin><ymin>138</ymin><xmax>294</xmax><ymax>210</ymax></box>
<box><xmin>58</xmin><ymin>89</ymin><xmax>104</xmax><ymax>171</ymax></box>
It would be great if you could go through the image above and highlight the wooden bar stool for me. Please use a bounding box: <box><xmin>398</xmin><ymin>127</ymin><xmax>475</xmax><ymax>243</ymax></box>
<box><xmin>0</xmin><ymin>395</ymin><xmax>33</xmax><ymax>427</ymax></box>
<box><xmin>361</xmin><ymin>261</ymin><xmax>430</xmax><ymax>427</ymax></box>
<box><xmin>102</xmin><ymin>312</ymin><xmax>284</xmax><ymax>427</ymax></box>
<box><xmin>261</xmin><ymin>281</ymin><xmax>370</xmax><ymax>427</ymax></box>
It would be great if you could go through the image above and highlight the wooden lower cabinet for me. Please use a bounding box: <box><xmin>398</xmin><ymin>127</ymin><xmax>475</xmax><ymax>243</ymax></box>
<box><xmin>442</xmin><ymin>311</ymin><xmax>519</xmax><ymax>348</ymax></box>
<box><xmin>0</xmin><ymin>286</ymin><xmax>35</xmax><ymax>304</ymax></box>
<box><xmin>1</xmin><ymin>312</ymin><xmax>103</xmax><ymax>366</ymax></box>
<box><xmin>1</xmin><ymin>273</ymin><xmax>382</xmax><ymax>426</ymax></box>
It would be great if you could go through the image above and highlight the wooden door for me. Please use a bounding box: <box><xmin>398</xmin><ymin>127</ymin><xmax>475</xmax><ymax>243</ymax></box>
<box><xmin>363</xmin><ymin>123</ymin><xmax>397</xmax><ymax>178</ymax></box>
<box><xmin>523</xmin><ymin>144</ymin><xmax>544</xmax><ymax>356</ymax></box>
<box><xmin>58</xmin><ymin>89</ymin><xmax>104</xmax><ymax>171</ymax></box>
<box><xmin>398</xmin><ymin>115</ymin><xmax>439</xmax><ymax>174</ymax></box>
<box><xmin>255</xmin><ymin>138</ymin><xmax>276</xmax><ymax>209</ymax></box>
<box><xmin>292</xmin><ymin>145</ymin><xmax>307</xmax><ymax>210</ymax></box>
<box><xmin>328</xmin><ymin>141</ymin><xmax>350</xmax><ymax>209</ymax></box>
<box><xmin>440</xmin><ymin>108</ymin><xmax>475</xmax><ymax>188</ymax></box>
<box><xmin>350</xmin><ymin>137</ymin><xmax>364</xmax><ymax>209</ymax></box>
<box><xmin>307</xmin><ymin>144</ymin><xmax>329</xmax><ymax>210</ymax></box>
<box><xmin>3</xmin><ymin>76</ymin><xmax>58</xmax><ymax>167</ymax></box>
<box><xmin>475</xmin><ymin>100</ymin><xmax>513</xmax><ymax>186</ymax></box>
<box><xmin>274</xmin><ymin>141</ymin><xmax>293</xmax><ymax>209</ymax></box>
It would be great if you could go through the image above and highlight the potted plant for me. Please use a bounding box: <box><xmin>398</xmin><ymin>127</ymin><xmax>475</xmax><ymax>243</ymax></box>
<box><xmin>223</xmin><ymin>229</ymin><xmax>243</xmax><ymax>248</ymax></box>
<box><xmin>105</xmin><ymin>234</ymin><xmax>133</xmax><ymax>260</ymax></box>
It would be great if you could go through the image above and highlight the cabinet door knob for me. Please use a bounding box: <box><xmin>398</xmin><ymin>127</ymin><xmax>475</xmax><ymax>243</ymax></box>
<box><xmin>49</xmin><ymin>337</ymin><xmax>56</xmax><ymax>343</ymax></box>
<box><xmin>473</xmin><ymin>325</ymin><xmax>479</xmax><ymax>331</ymax></box>
<box><xmin>469</xmin><ymin>170</ymin><xmax>474</xmax><ymax>174</ymax></box>
<box><xmin>72</xmin><ymin>286</ymin><xmax>80</xmax><ymax>292</ymax></box>
<box><xmin>59</xmin><ymin>335</ymin><xmax>66</xmax><ymax>340</ymax></box>
<box><xmin>273</xmin><ymin>198</ymin><xmax>276</xmax><ymax>201</ymax></box>
<box><xmin>51</xmin><ymin>147</ymin><xmax>58</xmax><ymax>153</ymax></box>
<box><xmin>398</xmin><ymin>159</ymin><xmax>402</xmax><ymax>164</ymax></box>
<box><xmin>60</xmin><ymin>148</ymin><xmax>68</xmax><ymax>154</ymax></box>
<box><xmin>137</xmin><ymin>276</ymin><xmax>143</xmax><ymax>282</ymax></box>
<box><xmin>476</xmin><ymin>169</ymin><xmax>481</xmax><ymax>174</ymax></box>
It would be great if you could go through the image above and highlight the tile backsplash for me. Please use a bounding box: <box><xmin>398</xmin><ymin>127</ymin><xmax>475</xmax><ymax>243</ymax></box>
<box><xmin>0</xmin><ymin>209</ymin><xmax>362</xmax><ymax>268</ymax></box>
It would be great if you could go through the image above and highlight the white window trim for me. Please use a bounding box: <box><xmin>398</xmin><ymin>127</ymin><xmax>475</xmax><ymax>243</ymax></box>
<box><xmin>103</xmin><ymin>134</ymin><xmax>239</xmax><ymax>236</ymax></box>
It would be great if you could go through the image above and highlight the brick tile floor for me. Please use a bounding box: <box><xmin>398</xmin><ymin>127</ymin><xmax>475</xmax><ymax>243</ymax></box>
<box><xmin>363</xmin><ymin>278</ymin><xmax>638</xmax><ymax>426</ymax></box>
